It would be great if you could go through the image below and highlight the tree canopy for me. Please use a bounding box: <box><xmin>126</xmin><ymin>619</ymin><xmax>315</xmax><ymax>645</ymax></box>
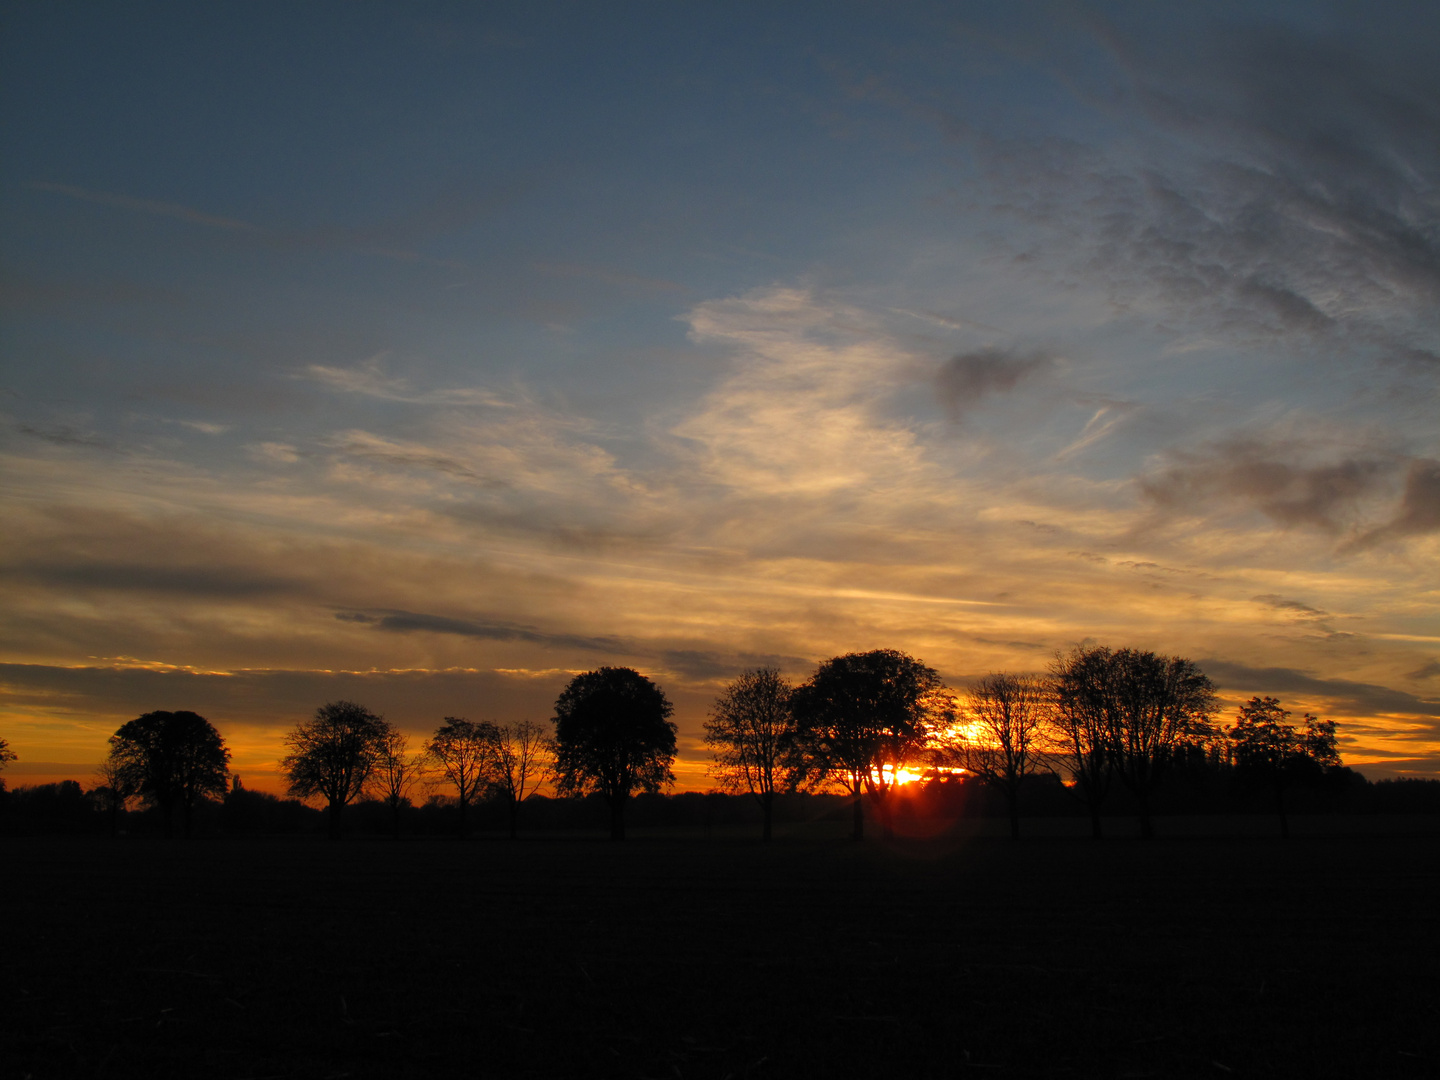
<box><xmin>106</xmin><ymin>710</ymin><xmax>230</xmax><ymax>836</ymax></box>
<box><xmin>959</xmin><ymin>672</ymin><xmax>1053</xmax><ymax>840</ymax></box>
<box><xmin>1229</xmin><ymin>695</ymin><xmax>1341</xmax><ymax>836</ymax></box>
<box><xmin>791</xmin><ymin>649</ymin><xmax>951</xmax><ymax>840</ymax></box>
<box><xmin>281</xmin><ymin>700</ymin><xmax>391</xmax><ymax>840</ymax></box>
<box><xmin>552</xmin><ymin>667</ymin><xmax>676</xmax><ymax>840</ymax></box>
<box><xmin>704</xmin><ymin>667</ymin><xmax>797</xmax><ymax>841</ymax></box>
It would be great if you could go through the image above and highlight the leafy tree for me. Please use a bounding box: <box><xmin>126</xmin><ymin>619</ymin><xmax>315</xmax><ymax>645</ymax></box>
<box><xmin>959</xmin><ymin>672</ymin><xmax>1053</xmax><ymax>840</ymax></box>
<box><xmin>704</xmin><ymin>667</ymin><xmax>797</xmax><ymax>842</ymax></box>
<box><xmin>486</xmin><ymin>720</ymin><xmax>551</xmax><ymax>839</ymax></box>
<box><xmin>106</xmin><ymin>711</ymin><xmax>231</xmax><ymax>836</ymax></box>
<box><xmin>426</xmin><ymin>717</ymin><xmax>492</xmax><ymax>837</ymax></box>
<box><xmin>373</xmin><ymin>727</ymin><xmax>426</xmax><ymax>839</ymax></box>
<box><xmin>1228</xmin><ymin>696</ymin><xmax>1341</xmax><ymax>837</ymax></box>
<box><xmin>790</xmin><ymin>649</ymin><xmax>951</xmax><ymax>841</ymax></box>
<box><xmin>282</xmin><ymin>701</ymin><xmax>390</xmax><ymax>840</ymax></box>
<box><xmin>1049</xmin><ymin>647</ymin><xmax>1118</xmax><ymax>839</ymax></box>
<box><xmin>0</xmin><ymin>735</ymin><xmax>15</xmax><ymax>793</ymax></box>
<box><xmin>552</xmin><ymin>667</ymin><xmax>676</xmax><ymax>841</ymax></box>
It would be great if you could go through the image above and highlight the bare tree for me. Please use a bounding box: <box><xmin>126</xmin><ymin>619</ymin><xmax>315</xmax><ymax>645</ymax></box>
<box><xmin>282</xmin><ymin>701</ymin><xmax>390</xmax><ymax>840</ymax></box>
<box><xmin>373</xmin><ymin>727</ymin><xmax>427</xmax><ymax>839</ymax></box>
<box><xmin>426</xmin><ymin>717</ymin><xmax>492</xmax><ymax>837</ymax></box>
<box><xmin>485</xmin><ymin>720</ymin><xmax>550</xmax><ymax>839</ymax></box>
<box><xmin>704</xmin><ymin>667</ymin><xmax>796</xmax><ymax>841</ymax></box>
<box><xmin>91</xmin><ymin>755</ymin><xmax>136</xmax><ymax>837</ymax></box>
<box><xmin>1049</xmin><ymin>647</ymin><xmax>1118</xmax><ymax>840</ymax></box>
<box><xmin>960</xmin><ymin>672</ymin><xmax>1053</xmax><ymax>840</ymax></box>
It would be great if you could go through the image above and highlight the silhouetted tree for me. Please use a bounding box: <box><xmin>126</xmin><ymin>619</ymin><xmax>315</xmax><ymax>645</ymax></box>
<box><xmin>486</xmin><ymin>720</ymin><xmax>550</xmax><ymax>839</ymax></box>
<box><xmin>91</xmin><ymin>755</ymin><xmax>136</xmax><ymax>836</ymax></box>
<box><xmin>0</xmin><ymin>735</ymin><xmax>15</xmax><ymax>791</ymax></box>
<box><xmin>552</xmin><ymin>667</ymin><xmax>676</xmax><ymax>840</ymax></box>
<box><xmin>373</xmin><ymin>727</ymin><xmax>426</xmax><ymax>839</ymax></box>
<box><xmin>1228</xmin><ymin>696</ymin><xmax>1341</xmax><ymax>837</ymax></box>
<box><xmin>958</xmin><ymin>672</ymin><xmax>1053</xmax><ymax>840</ymax></box>
<box><xmin>106</xmin><ymin>711</ymin><xmax>230</xmax><ymax>837</ymax></box>
<box><xmin>1102</xmin><ymin>648</ymin><xmax>1216</xmax><ymax>839</ymax></box>
<box><xmin>1049</xmin><ymin>647</ymin><xmax>1117</xmax><ymax>839</ymax></box>
<box><xmin>426</xmin><ymin>718</ymin><xmax>492</xmax><ymax>837</ymax></box>
<box><xmin>704</xmin><ymin>667</ymin><xmax>797</xmax><ymax>841</ymax></box>
<box><xmin>791</xmin><ymin>650</ymin><xmax>951</xmax><ymax>841</ymax></box>
<box><xmin>282</xmin><ymin>701</ymin><xmax>390</xmax><ymax>840</ymax></box>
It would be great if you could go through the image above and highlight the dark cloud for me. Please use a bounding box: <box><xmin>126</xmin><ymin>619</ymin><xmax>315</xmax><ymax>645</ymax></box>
<box><xmin>9</xmin><ymin>560</ymin><xmax>305</xmax><ymax>599</ymax></box>
<box><xmin>1406</xmin><ymin>659</ymin><xmax>1440</xmax><ymax>681</ymax></box>
<box><xmin>340</xmin><ymin>609</ymin><xmax>626</xmax><ymax>655</ymax></box>
<box><xmin>1356</xmin><ymin>458</ymin><xmax>1440</xmax><ymax>545</ymax></box>
<box><xmin>1141</xmin><ymin>440</ymin><xmax>1396</xmax><ymax>531</ymax></box>
<box><xmin>935</xmin><ymin>348</ymin><xmax>1052</xmax><ymax>416</ymax></box>
<box><xmin>1200</xmin><ymin>659</ymin><xmax>1440</xmax><ymax>721</ymax></box>
<box><xmin>657</xmin><ymin>649</ymin><xmax>814</xmax><ymax>682</ymax></box>
<box><xmin>0</xmin><ymin>662</ymin><xmax>567</xmax><ymax>734</ymax></box>
<box><xmin>1252</xmin><ymin>594</ymin><xmax>1329</xmax><ymax>619</ymax></box>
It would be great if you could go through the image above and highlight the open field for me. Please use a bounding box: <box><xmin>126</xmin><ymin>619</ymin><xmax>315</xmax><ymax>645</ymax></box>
<box><xmin>5</xmin><ymin>828</ymin><xmax>1438</xmax><ymax>1079</ymax></box>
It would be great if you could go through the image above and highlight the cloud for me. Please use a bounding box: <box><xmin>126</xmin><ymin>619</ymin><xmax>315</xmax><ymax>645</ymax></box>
<box><xmin>339</xmin><ymin>609</ymin><xmax>626</xmax><ymax>655</ymax></box>
<box><xmin>963</xmin><ymin>16</ymin><xmax>1440</xmax><ymax>367</ymax></box>
<box><xmin>1406</xmin><ymin>659</ymin><xmax>1440</xmax><ymax>681</ymax></box>
<box><xmin>1200</xmin><ymin>659</ymin><xmax>1440</xmax><ymax>720</ymax></box>
<box><xmin>1140</xmin><ymin>439</ymin><xmax>1398</xmax><ymax>532</ymax></box>
<box><xmin>1355</xmin><ymin>458</ymin><xmax>1440</xmax><ymax>546</ymax></box>
<box><xmin>1252</xmin><ymin>594</ymin><xmax>1329</xmax><ymax>620</ymax></box>
<box><xmin>31</xmin><ymin>182</ymin><xmax>259</xmax><ymax>231</ymax></box>
<box><xmin>301</xmin><ymin>356</ymin><xmax>513</xmax><ymax>408</ymax></box>
<box><xmin>935</xmin><ymin>347</ymin><xmax>1053</xmax><ymax>416</ymax></box>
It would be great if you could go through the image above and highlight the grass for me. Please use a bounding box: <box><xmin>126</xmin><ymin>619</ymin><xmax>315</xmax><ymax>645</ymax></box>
<box><xmin>5</xmin><ymin>827</ymin><xmax>1438</xmax><ymax>1078</ymax></box>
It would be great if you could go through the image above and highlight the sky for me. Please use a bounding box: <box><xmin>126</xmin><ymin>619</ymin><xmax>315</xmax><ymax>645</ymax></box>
<box><xmin>2</xmin><ymin>0</ymin><xmax>1438</xmax><ymax>794</ymax></box>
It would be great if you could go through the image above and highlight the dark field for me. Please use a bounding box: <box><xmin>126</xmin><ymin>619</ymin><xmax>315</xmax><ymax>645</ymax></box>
<box><xmin>5</xmin><ymin>828</ymin><xmax>1438</xmax><ymax>1079</ymax></box>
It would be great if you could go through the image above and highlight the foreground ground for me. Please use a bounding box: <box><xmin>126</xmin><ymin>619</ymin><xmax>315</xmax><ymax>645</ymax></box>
<box><xmin>5</xmin><ymin>824</ymin><xmax>1438</xmax><ymax>1078</ymax></box>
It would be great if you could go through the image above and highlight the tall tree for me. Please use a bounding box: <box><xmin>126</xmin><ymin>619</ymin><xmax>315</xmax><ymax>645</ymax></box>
<box><xmin>426</xmin><ymin>717</ymin><xmax>493</xmax><ymax>837</ymax></box>
<box><xmin>1049</xmin><ymin>647</ymin><xmax>1117</xmax><ymax>839</ymax></box>
<box><xmin>790</xmin><ymin>649</ymin><xmax>951</xmax><ymax>841</ymax></box>
<box><xmin>704</xmin><ymin>667</ymin><xmax>797</xmax><ymax>842</ymax></box>
<box><xmin>1228</xmin><ymin>696</ymin><xmax>1341</xmax><ymax>837</ymax></box>
<box><xmin>281</xmin><ymin>701</ymin><xmax>390</xmax><ymax>840</ymax></box>
<box><xmin>1103</xmin><ymin>648</ymin><xmax>1217</xmax><ymax>839</ymax></box>
<box><xmin>91</xmin><ymin>755</ymin><xmax>136</xmax><ymax>836</ymax></box>
<box><xmin>0</xmin><ymin>735</ymin><xmax>14</xmax><ymax>792</ymax></box>
<box><xmin>551</xmin><ymin>667</ymin><xmax>676</xmax><ymax>841</ymax></box>
<box><xmin>373</xmin><ymin>727</ymin><xmax>426</xmax><ymax>840</ymax></box>
<box><xmin>960</xmin><ymin>672</ymin><xmax>1053</xmax><ymax>840</ymax></box>
<box><xmin>106</xmin><ymin>711</ymin><xmax>230</xmax><ymax>836</ymax></box>
<box><xmin>485</xmin><ymin>720</ymin><xmax>551</xmax><ymax>839</ymax></box>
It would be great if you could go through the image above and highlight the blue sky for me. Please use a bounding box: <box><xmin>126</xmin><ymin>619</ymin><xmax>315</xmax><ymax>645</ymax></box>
<box><xmin>3</xmin><ymin>1</ymin><xmax>1438</xmax><ymax>789</ymax></box>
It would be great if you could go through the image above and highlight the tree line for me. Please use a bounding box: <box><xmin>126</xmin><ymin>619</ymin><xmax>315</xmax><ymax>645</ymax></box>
<box><xmin>0</xmin><ymin>645</ymin><xmax>1398</xmax><ymax>841</ymax></box>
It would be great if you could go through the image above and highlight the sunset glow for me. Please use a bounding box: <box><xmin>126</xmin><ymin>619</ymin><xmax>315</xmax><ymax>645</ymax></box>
<box><xmin>2</xmin><ymin>4</ymin><xmax>1437</xmax><ymax>794</ymax></box>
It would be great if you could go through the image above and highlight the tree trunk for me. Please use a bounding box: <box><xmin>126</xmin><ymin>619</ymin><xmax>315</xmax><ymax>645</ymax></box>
<box><xmin>1008</xmin><ymin>797</ymin><xmax>1021</xmax><ymax>841</ymax></box>
<box><xmin>610</xmin><ymin>796</ymin><xmax>626</xmax><ymax>841</ymax></box>
<box><xmin>1137</xmin><ymin>793</ymin><xmax>1154</xmax><ymax>840</ymax></box>
<box><xmin>761</xmin><ymin>792</ymin><xmax>773</xmax><ymax>843</ymax></box>
<box><xmin>850</xmin><ymin>787</ymin><xmax>864</xmax><ymax>841</ymax></box>
<box><xmin>508</xmin><ymin>798</ymin><xmax>519</xmax><ymax>840</ymax></box>
<box><xmin>457</xmin><ymin>796</ymin><xmax>468</xmax><ymax>839</ymax></box>
<box><xmin>327</xmin><ymin>799</ymin><xmax>343</xmax><ymax>841</ymax></box>
<box><xmin>1089</xmin><ymin>804</ymin><xmax>1103</xmax><ymax>840</ymax></box>
<box><xmin>1276</xmin><ymin>783</ymin><xmax>1290</xmax><ymax>840</ymax></box>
